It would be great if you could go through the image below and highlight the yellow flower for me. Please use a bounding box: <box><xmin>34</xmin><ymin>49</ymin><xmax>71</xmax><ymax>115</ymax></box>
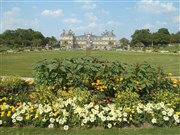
<box><xmin>134</xmin><ymin>80</ymin><xmax>139</xmax><ymax>84</ymax></box>
<box><xmin>138</xmin><ymin>87</ymin><xmax>142</xmax><ymax>91</ymax></box>
<box><xmin>7</xmin><ymin>111</ymin><xmax>11</xmax><ymax>117</ymax></box>
<box><xmin>83</xmin><ymin>80</ymin><xmax>89</xmax><ymax>83</ymax></box>
<box><xmin>173</xmin><ymin>79</ymin><xmax>177</xmax><ymax>84</ymax></box>
<box><xmin>113</xmin><ymin>87</ymin><xmax>116</xmax><ymax>90</ymax></box>
<box><xmin>3</xmin><ymin>97</ymin><xmax>8</xmax><ymax>101</ymax></box>
<box><xmin>68</xmin><ymin>89</ymin><xmax>73</xmax><ymax>94</ymax></box>
<box><xmin>176</xmin><ymin>112</ymin><xmax>180</xmax><ymax>115</ymax></box>
<box><xmin>35</xmin><ymin>114</ymin><xmax>38</xmax><ymax>119</ymax></box>
<box><xmin>53</xmin><ymin>112</ymin><xmax>58</xmax><ymax>117</ymax></box>
<box><xmin>29</xmin><ymin>94</ymin><xmax>33</xmax><ymax>99</ymax></box>
<box><xmin>1</xmin><ymin>111</ymin><xmax>5</xmax><ymax>117</ymax></box>
<box><xmin>131</xmin><ymin>110</ymin><xmax>135</xmax><ymax>114</ymax></box>
<box><xmin>120</xmin><ymin>77</ymin><xmax>123</xmax><ymax>81</ymax></box>
<box><xmin>10</xmin><ymin>106</ymin><xmax>15</xmax><ymax>111</ymax></box>
<box><xmin>151</xmin><ymin>113</ymin><xmax>155</xmax><ymax>117</ymax></box>
<box><xmin>28</xmin><ymin>81</ymin><xmax>34</xmax><ymax>85</ymax></box>
<box><xmin>173</xmin><ymin>84</ymin><xmax>177</xmax><ymax>88</ymax></box>
<box><xmin>168</xmin><ymin>73</ymin><xmax>172</xmax><ymax>76</ymax></box>
<box><xmin>130</xmin><ymin>117</ymin><xmax>133</xmax><ymax>121</ymax></box>
<box><xmin>0</xmin><ymin>105</ymin><xmax>5</xmax><ymax>111</ymax></box>
<box><xmin>97</xmin><ymin>80</ymin><xmax>103</xmax><ymax>85</ymax></box>
<box><xmin>26</xmin><ymin>115</ymin><xmax>30</xmax><ymax>120</ymax></box>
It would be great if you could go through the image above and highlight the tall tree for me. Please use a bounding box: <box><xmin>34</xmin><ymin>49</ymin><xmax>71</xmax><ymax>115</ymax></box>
<box><xmin>119</xmin><ymin>38</ymin><xmax>129</xmax><ymax>47</ymax></box>
<box><xmin>131</xmin><ymin>29</ymin><xmax>152</xmax><ymax>47</ymax></box>
<box><xmin>152</xmin><ymin>28</ymin><xmax>170</xmax><ymax>46</ymax></box>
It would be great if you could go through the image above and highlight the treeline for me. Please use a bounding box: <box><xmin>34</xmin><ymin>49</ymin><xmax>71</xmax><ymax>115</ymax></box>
<box><xmin>0</xmin><ymin>28</ymin><xmax>57</xmax><ymax>48</ymax></box>
<box><xmin>130</xmin><ymin>28</ymin><xmax>180</xmax><ymax>47</ymax></box>
<box><xmin>0</xmin><ymin>28</ymin><xmax>179</xmax><ymax>49</ymax></box>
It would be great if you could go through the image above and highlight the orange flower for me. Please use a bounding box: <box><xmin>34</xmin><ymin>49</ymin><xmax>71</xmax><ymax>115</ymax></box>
<box><xmin>28</xmin><ymin>81</ymin><xmax>34</xmax><ymax>85</ymax></box>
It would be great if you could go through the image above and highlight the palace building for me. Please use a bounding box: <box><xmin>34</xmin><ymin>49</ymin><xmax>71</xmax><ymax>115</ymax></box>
<box><xmin>59</xmin><ymin>29</ymin><xmax>116</xmax><ymax>50</ymax></box>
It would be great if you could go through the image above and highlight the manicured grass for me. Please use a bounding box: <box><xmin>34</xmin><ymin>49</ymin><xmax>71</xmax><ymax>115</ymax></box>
<box><xmin>0</xmin><ymin>126</ymin><xmax>180</xmax><ymax>135</ymax></box>
<box><xmin>0</xmin><ymin>50</ymin><xmax>179</xmax><ymax>77</ymax></box>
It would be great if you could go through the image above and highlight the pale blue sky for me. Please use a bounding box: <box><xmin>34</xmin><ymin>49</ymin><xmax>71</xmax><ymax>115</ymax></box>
<box><xmin>1</xmin><ymin>0</ymin><xmax>179</xmax><ymax>40</ymax></box>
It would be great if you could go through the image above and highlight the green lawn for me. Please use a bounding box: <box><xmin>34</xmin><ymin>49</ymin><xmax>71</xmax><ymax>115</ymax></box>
<box><xmin>0</xmin><ymin>50</ymin><xmax>179</xmax><ymax>77</ymax></box>
<box><xmin>0</xmin><ymin>126</ymin><xmax>180</xmax><ymax>135</ymax></box>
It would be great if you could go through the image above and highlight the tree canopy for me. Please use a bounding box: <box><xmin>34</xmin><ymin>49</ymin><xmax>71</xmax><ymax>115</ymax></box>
<box><xmin>0</xmin><ymin>28</ymin><xmax>57</xmax><ymax>48</ymax></box>
<box><xmin>131</xmin><ymin>28</ymin><xmax>179</xmax><ymax>47</ymax></box>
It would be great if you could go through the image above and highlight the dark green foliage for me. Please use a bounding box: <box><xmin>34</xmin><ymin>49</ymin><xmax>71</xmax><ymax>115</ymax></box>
<box><xmin>34</xmin><ymin>57</ymin><xmax>178</xmax><ymax>102</ymax></box>
<box><xmin>0</xmin><ymin>28</ymin><xmax>47</xmax><ymax>48</ymax></box>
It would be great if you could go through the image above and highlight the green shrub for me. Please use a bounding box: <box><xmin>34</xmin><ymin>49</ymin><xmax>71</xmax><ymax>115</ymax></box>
<box><xmin>32</xmin><ymin>85</ymin><xmax>57</xmax><ymax>104</ymax></box>
<box><xmin>113</xmin><ymin>89</ymin><xmax>140</xmax><ymax>107</ymax></box>
<box><xmin>151</xmin><ymin>90</ymin><xmax>180</xmax><ymax>111</ymax></box>
<box><xmin>0</xmin><ymin>76</ymin><xmax>28</xmax><ymax>96</ymax></box>
<box><xmin>34</xmin><ymin>57</ymin><xmax>177</xmax><ymax>103</ymax></box>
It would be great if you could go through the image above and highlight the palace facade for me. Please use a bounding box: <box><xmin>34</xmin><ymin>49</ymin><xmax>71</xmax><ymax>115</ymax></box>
<box><xmin>59</xmin><ymin>29</ymin><xmax>116</xmax><ymax>50</ymax></box>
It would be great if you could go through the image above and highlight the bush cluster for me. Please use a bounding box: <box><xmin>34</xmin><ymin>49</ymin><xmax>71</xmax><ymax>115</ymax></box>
<box><xmin>0</xmin><ymin>57</ymin><xmax>179</xmax><ymax>129</ymax></box>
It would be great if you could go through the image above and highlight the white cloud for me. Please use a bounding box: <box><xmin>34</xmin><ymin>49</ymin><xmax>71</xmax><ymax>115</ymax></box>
<box><xmin>172</xmin><ymin>15</ymin><xmax>180</xmax><ymax>23</ymax></box>
<box><xmin>88</xmin><ymin>22</ymin><xmax>98</xmax><ymax>28</ymax></box>
<box><xmin>3</xmin><ymin>7</ymin><xmax>22</xmax><ymax>30</ymax></box>
<box><xmin>4</xmin><ymin>7</ymin><xmax>21</xmax><ymax>18</ymax></box>
<box><xmin>155</xmin><ymin>21</ymin><xmax>167</xmax><ymax>26</ymax></box>
<box><xmin>86</xmin><ymin>12</ymin><xmax>98</xmax><ymax>20</ymax></box>
<box><xmin>63</xmin><ymin>18</ymin><xmax>81</xmax><ymax>24</ymax></box>
<box><xmin>107</xmin><ymin>20</ymin><xmax>120</xmax><ymax>26</ymax></box>
<box><xmin>142</xmin><ymin>24</ymin><xmax>154</xmax><ymax>29</ymax></box>
<box><xmin>2</xmin><ymin>7</ymin><xmax>39</xmax><ymax>30</ymax></box>
<box><xmin>136</xmin><ymin>0</ymin><xmax>177</xmax><ymax>13</ymax></box>
<box><xmin>41</xmin><ymin>9</ymin><xmax>63</xmax><ymax>17</ymax></box>
<box><xmin>30</xmin><ymin>18</ymin><xmax>40</xmax><ymax>26</ymax></box>
<box><xmin>100</xmin><ymin>9</ymin><xmax>110</xmax><ymax>15</ymax></box>
<box><xmin>82</xmin><ymin>1</ymin><xmax>96</xmax><ymax>9</ymax></box>
<box><xmin>76</xmin><ymin>26</ymin><xmax>88</xmax><ymax>30</ymax></box>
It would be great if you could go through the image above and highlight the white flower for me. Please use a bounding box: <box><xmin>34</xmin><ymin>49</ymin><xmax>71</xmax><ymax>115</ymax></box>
<box><xmin>163</xmin><ymin>116</ymin><xmax>169</xmax><ymax>121</ymax></box>
<box><xmin>137</xmin><ymin>109</ymin><xmax>143</xmax><ymax>114</ymax></box>
<box><xmin>162</xmin><ymin>111</ymin><xmax>166</xmax><ymax>115</ymax></box>
<box><xmin>173</xmin><ymin>114</ymin><xmax>179</xmax><ymax>120</ymax></box>
<box><xmin>118</xmin><ymin>118</ymin><xmax>122</xmax><ymax>122</ymax></box>
<box><xmin>175</xmin><ymin>119</ymin><xmax>180</xmax><ymax>123</ymax></box>
<box><xmin>12</xmin><ymin>119</ymin><xmax>16</xmax><ymax>123</ymax></box>
<box><xmin>0</xmin><ymin>120</ymin><xmax>2</xmax><ymax>125</ymax></box>
<box><xmin>107</xmin><ymin>123</ymin><xmax>112</xmax><ymax>129</ymax></box>
<box><xmin>167</xmin><ymin>111</ymin><xmax>173</xmax><ymax>117</ymax></box>
<box><xmin>48</xmin><ymin>123</ymin><xmax>54</xmax><ymax>128</ymax></box>
<box><xmin>42</xmin><ymin>118</ymin><xmax>46</xmax><ymax>122</ymax></box>
<box><xmin>152</xmin><ymin>118</ymin><xmax>157</xmax><ymax>124</ymax></box>
<box><xmin>63</xmin><ymin>125</ymin><xmax>69</xmax><ymax>131</ymax></box>
<box><xmin>94</xmin><ymin>105</ymin><xmax>99</xmax><ymax>110</ymax></box>
<box><xmin>82</xmin><ymin>119</ymin><xmax>88</xmax><ymax>124</ymax></box>
<box><xmin>159</xmin><ymin>102</ymin><xmax>165</xmax><ymax>109</ymax></box>
<box><xmin>123</xmin><ymin>118</ymin><xmax>127</xmax><ymax>121</ymax></box>
<box><xmin>20</xmin><ymin>109</ymin><xmax>26</xmax><ymax>114</ymax></box>
<box><xmin>90</xmin><ymin>117</ymin><xmax>95</xmax><ymax>122</ymax></box>
<box><xmin>123</xmin><ymin>112</ymin><xmax>128</xmax><ymax>117</ymax></box>
<box><xmin>101</xmin><ymin>116</ymin><xmax>106</xmax><ymax>122</ymax></box>
<box><xmin>5</xmin><ymin>104</ymin><xmax>10</xmax><ymax>110</ymax></box>
<box><xmin>50</xmin><ymin>118</ymin><xmax>55</xmax><ymax>123</ymax></box>
<box><xmin>16</xmin><ymin>116</ymin><xmax>23</xmax><ymax>121</ymax></box>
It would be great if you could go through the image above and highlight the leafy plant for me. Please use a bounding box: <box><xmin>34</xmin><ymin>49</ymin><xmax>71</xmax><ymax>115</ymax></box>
<box><xmin>113</xmin><ymin>89</ymin><xmax>140</xmax><ymax>107</ymax></box>
<box><xmin>34</xmin><ymin>57</ymin><xmax>178</xmax><ymax>103</ymax></box>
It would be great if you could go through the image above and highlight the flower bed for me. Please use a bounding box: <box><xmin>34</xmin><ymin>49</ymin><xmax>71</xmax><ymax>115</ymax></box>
<box><xmin>0</xmin><ymin>97</ymin><xmax>180</xmax><ymax>129</ymax></box>
<box><xmin>0</xmin><ymin>57</ymin><xmax>179</xmax><ymax>129</ymax></box>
